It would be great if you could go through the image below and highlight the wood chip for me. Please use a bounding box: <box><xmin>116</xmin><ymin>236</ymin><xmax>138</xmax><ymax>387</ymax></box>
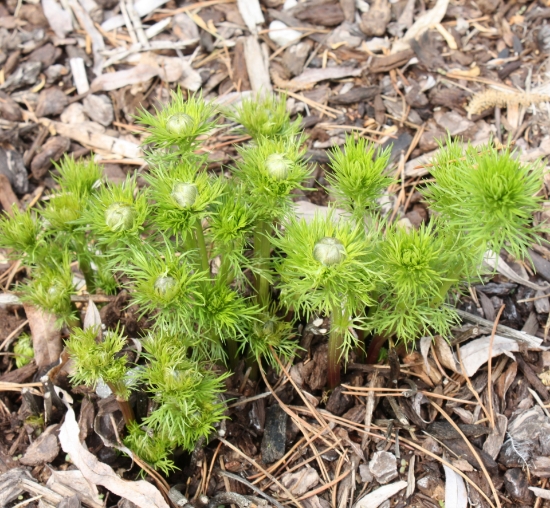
<box><xmin>237</xmin><ymin>0</ymin><xmax>264</xmax><ymax>32</ymax></box>
<box><xmin>101</xmin><ymin>0</ymin><xmax>170</xmax><ymax>31</ymax></box>
<box><xmin>243</xmin><ymin>36</ymin><xmax>272</xmax><ymax>93</ymax></box>
<box><xmin>68</xmin><ymin>0</ymin><xmax>105</xmax><ymax>76</ymax></box>
<box><xmin>40</xmin><ymin>119</ymin><xmax>143</xmax><ymax>161</ymax></box>
<box><xmin>70</xmin><ymin>57</ymin><xmax>90</xmax><ymax>95</ymax></box>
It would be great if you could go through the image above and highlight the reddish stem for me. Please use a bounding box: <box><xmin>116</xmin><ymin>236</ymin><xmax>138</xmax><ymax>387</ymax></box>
<box><xmin>327</xmin><ymin>329</ymin><xmax>342</xmax><ymax>389</ymax></box>
<box><xmin>365</xmin><ymin>333</ymin><xmax>389</xmax><ymax>364</ymax></box>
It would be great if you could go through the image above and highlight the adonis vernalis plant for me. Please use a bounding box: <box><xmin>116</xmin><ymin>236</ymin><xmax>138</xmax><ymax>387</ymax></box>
<box><xmin>0</xmin><ymin>91</ymin><xmax>545</xmax><ymax>474</ymax></box>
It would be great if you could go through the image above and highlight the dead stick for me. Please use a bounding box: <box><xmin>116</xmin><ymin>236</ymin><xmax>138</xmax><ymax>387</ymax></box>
<box><xmin>487</xmin><ymin>304</ymin><xmax>506</xmax><ymax>429</ymax></box>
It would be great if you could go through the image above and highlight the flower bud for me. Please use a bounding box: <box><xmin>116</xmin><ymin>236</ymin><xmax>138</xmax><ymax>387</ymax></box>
<box><xmin>47</xmin><ymin>283</ymin><xmax>63</xmax><ymax>300</ymax></box>
<box><xmin>105</xmin><ymin>203</ymin><xmax>136</xmax><ymax>232</ymax></box>
<box><xmin>262</xmin><ymin>319</ymin><xmax>276</xmax><ymax>336</ymax></box>
<box><xmin>171</xmin><ymin>183</ymin><xmax>198</xmax><ymax>209</ymax></box>
<box><xmin>154</xmin><ymin>276</ymin><xmax>177</xmax><ymax>297</ymax></box>
<box><xmin>166</xmin><ymin>113</ymin><xmax>193</xmax><ymax>135</ymax></box>
<box><xmin>266</xmin><ymin>153</ymin><xmax>291</xmax><ymax>180</ymax></box>
<box><xmin>313</xmin><ymin>237</ymin><xmax>346</xmax><ymax>266</ymax></box>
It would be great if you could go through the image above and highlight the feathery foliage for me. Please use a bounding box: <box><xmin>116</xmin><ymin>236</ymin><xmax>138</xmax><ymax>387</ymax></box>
<box><xmin>327</xmin><ymin>136</ymin><xmax>393</xmax><ymax>217</ymax></box>
<box><xmin>423</xmin><ymin>138</ymin><xmax>544</xmax><ymax>261</ymax></box>
<box><xmin>66</xmin><ymin>326</ymin><xmax>130</xmax><ymax>398</ymax></box>
<box><xmin>1</xmin><ymin>90</ymin><xmax>545</xmax><ymax>471</ymax></box>
<box><xmin>226</xmin><ymin>93</ymin><xmax>301</xmax><ymax>139</ymax></box>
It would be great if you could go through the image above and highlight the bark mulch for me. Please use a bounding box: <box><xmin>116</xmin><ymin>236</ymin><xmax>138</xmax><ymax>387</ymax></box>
<box><xmin>3</xmin><ymin>0</ymin><xmax>550</xmax><ymax>507</ymax></box>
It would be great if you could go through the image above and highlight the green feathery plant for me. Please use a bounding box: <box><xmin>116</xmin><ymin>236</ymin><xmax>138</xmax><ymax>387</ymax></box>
<box><xmin>14</xmin><ymin>333</ymin><xmax>34</xmax><ymax>368</ymax></box>
<box><xmin>0</xmin><ymin>90</ymin><xmax>545</xmax><ymax>473</ymax></box>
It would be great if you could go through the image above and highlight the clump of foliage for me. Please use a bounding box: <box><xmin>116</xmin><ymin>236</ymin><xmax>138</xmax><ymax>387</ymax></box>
<box><xmin>14</xmin><ymin>333</ymin><xmax>33</xmax><ymax>368</ymax></box>
<box><xmin>0</xmin><ymin>90</ymin><xmax>545</xmax><ymax>474</ymax></box>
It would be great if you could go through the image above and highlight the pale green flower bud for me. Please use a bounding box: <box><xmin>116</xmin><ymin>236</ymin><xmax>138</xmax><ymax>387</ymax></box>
<box><xmin>166</xmin><ymin>113</ymin><xmax>193</xmax><ymax>135</ymax></box>
<box><xmin>262</xmin><ymin>319</ymin><xmax>276</xmax><ymax>336</ymax></box>
<box><xmin>266</xmin><ymin>153</ymin><xmax>291</xmax><ymax>180</ymax></box>
<box><xmin>154</xmin><ymin>276</ymin><xmax>177</xmax><ymax>297</ymax></box>
<box><xmin>313</xmin><ymin>237</ymin><xmax>346</xmax><ymax>266</ymax></box>
<box><xmin>47</xmin><ymin>281</ymin><xmax>65</xmax><ymax>300</ymax></box>
<box><xmin>171</xmin><ymin>183</ymin><xmax>198</xmax><ymax>209</ymax></box>
<box><xmin>105</xmin><ymin>203</ymin><xmax>136</xmax><ymax>232</ymax></box>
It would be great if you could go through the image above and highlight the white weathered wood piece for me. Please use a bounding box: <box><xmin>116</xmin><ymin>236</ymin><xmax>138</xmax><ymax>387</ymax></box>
<box><xmin>69</xmin><ymin>57</ymin><xmax>89</xmax><ymax>95</ymax></box>
<box><xmin>68</xmin><ymin>0</ymin><xmax>105</xmax><ymax>75</ymax></box>
<box><xmin>101</xmin><ymin>0</ymin><xmax>170</xmax><ymax>31</ymax></box>
<box><xmin>237</xmin><ymin>0</ymin><xmax>264</xmax><ymax>33</ymax></box>
<box><xmin>243</xmin><ymin>35</ymin><xmax>272</xmax><ymax>93</ymax></box>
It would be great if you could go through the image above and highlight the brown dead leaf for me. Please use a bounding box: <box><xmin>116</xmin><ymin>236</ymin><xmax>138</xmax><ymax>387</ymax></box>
<box><xmin>20</xmin><ymin>425</ymin><xmax>60</xmax><ymax>466</ymax></box>
<box><xmin>24</xmin><ymin>304</ymin><xmax>61</xmax><ymax>368</ymax></box>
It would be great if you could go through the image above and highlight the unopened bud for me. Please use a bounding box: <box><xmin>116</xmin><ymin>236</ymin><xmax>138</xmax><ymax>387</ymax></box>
<box><xmin>313</xmin><ymin>237</ymin><xmax>346</xmax><ymax>266</ymax></box>
<box><xmin>266</xmin><ymin>153</ymin><xmax>291</xmax><ymax>180</ymax></box>
<box><xmin>154</xmin><ymin>276</ymin><xmax>177</xmax><ymax>297</ymax></box>
<box><xmin>171</xmin><ymin>183</ymin><xmax>198</xmax><ymax>209</ymax></box>
<box><xmin>262</xmin><ymin>319</ymin><xmax>276</xmax><ymax>336</ymax></box>
<box><xmin>105</xmin><ymin>203</ymin><xmax>136</xmax><ymax>232</ymax></box>
<box><xmin>166</xmin><ymin>113</ymin><xmax>193</xmax><ymax>135</ymax></box>
<box><xmin>47</xmin><ymin>283</ymin><xmax>63</xmax><ymax>300</ymax></box>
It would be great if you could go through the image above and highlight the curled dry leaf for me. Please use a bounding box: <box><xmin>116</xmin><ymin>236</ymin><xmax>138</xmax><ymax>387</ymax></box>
<box><xmin>19</xmin><ymin>425</ymin><xmax>60</xmax><ymax>466</ymax></box>
<box><xmin>433</xmin><ymin>336</ymin><xmax>461</xmax><ymax>374</ymax></box>
<box><xmin>459</xmin><ymin>335</ymin><xmax>519</xmax><ymax>377</ymax></box>
<box><xmin>56</xmin><ymin>388</ymin><xmax>169</xmax><ymax>508</ymax></box>
<box><xmin>482</xmin><ymin>413</ymin><xmax>508</xmax><ymax>460</ymax></box>
<box><xmin>354</xmin><ymin>480</ymin><xmax>407</xmax><ymax>508</ymax></box>
<box><xmin>83</xmin><ymin>299</ymin><xmax>102</xmax><ymax>331</ymax></box>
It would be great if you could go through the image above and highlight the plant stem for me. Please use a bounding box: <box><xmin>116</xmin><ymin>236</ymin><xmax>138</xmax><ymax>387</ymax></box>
<box><xmin>254</xmin><ymin>220</ymin><xmax>271</xmax><ymax>308</ymax></box>
<box><xmin>365</xmin><ymin>332</ymin><xmax>389</xmax><ymax>364</ymax></box>
<box><xmin>117</xmin><ymin>397</ymin><xmax>135</xmax><ymax>425</ymax></box>
<box><xmin>194</xmin><ymin>218</ymin><xmax>210</xmax><ymax>276</ymax></box>
<box><xmin>107</xmin><ymin>382</ymin><xmax>135</xmax><ymax>425</ymax></box>
<box><xmin>78</xmin><ymin>255</ymin><xmax>96</xmax><ymax>294</ymax></box>
<box><xmin>226</xmin><ymin>337</ymin><xmax>239</xmax><ymax>370</ymax></box>
<box><xmin>246</xmin><ymin>356</ymin><xmax>259</xmax><ymax>381</ymax></box>
<box><xmin>327</xmin><ymin>305</ymin><xmax>348</xmax><ymax>389</ymax></box>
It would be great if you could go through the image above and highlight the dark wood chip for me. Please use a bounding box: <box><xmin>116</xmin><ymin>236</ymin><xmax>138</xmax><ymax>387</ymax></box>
<box><xmin>0</xmin><ymin>361</ymin><xmax>37</xmax><ymax>383</ymax></box>
<box><xmin>294</xmin><ymin>4</ymin><xmax>345</xmax><ymax>27</ymax></box>
<box><xmin>328</xmin><ymin>86</ymin><xmax>379</xmax><ymax>105</ymax></box>
<box><xmin>30</xmin><ymin>136</ymin><xmax>71</xmax><ymax>179</ymax></box>
<box><xmin>35</xmin><ymin>87</ymin><xmax>69</xmax><ymax>118</ymax></box>
<box><xmin>370</xmin><ymin>49</ymin><xmax>414</xmax><ymax>73</ymax></box>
